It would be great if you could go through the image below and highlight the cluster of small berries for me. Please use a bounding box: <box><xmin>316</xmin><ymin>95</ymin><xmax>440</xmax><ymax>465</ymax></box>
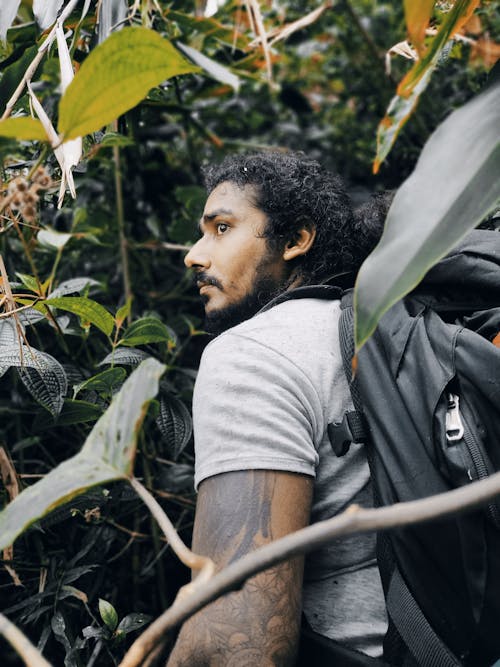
<box><xmin>4</xmin><ymin>166</ymin><xmax>53</xmax><ymax>223</ymax></box>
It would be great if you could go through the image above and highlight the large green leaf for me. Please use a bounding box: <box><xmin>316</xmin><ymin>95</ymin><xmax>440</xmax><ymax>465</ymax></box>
<box><xmin>58</xmin><ymin>27</ymin><xmax>199</xmax><ymax>141</ymax></box>
<box><xmin>118</xmin><ymin>317</ymin><xmax>173</xmax><ymax>347</ymax></box>
<box><xmin>355</xmin><ymin>80</ymin><xmax>500</xmax><ymax>350</ymax></box>
<box><xmin>43</xmin><ymin>296</ymin><xmax>115</xmax><ymax>336</ymax></box>
<box><xmin>0</xmin><ymin>358</ymin><xmax>165</xmax><ymax>550</ymax></box>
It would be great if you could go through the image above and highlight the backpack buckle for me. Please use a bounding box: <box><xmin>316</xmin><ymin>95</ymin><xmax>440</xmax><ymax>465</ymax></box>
<box><xmin>328</xmin><ymin>411</ymin><xmax>368</xmax><ymax>457</ymax></box>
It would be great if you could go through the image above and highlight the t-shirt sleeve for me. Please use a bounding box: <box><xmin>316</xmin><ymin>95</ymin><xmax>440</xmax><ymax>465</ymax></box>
<box><xmin>193</xmin><ymin>332</ymin><xmax>323</xmax><ymax>489</ymax></box>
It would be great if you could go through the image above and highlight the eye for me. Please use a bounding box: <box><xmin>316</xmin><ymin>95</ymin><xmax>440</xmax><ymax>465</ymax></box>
<box><xmin>216</xmin><ymin>223</ymin><xmax>229</xmax><ymax>235</ymax></box>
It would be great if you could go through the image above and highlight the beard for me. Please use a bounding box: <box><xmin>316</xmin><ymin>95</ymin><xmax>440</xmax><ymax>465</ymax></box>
<box><xmin>202</xmin><ymin>272</ymin><xmax>284</xmax><ymax>336</ymax></box>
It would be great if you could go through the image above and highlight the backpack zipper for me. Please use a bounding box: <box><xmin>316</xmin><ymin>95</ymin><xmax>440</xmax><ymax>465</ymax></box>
<box><xmin>446</xmin><ymin>393</ymin><xmax>500</xmax><ymax>528</ymax></box>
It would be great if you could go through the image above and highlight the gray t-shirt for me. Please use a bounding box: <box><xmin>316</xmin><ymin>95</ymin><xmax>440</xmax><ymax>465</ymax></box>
<box><xmin>193</xmin><ymin>298</ymin><xmax>387</xmax><ymax>657</ymax></box>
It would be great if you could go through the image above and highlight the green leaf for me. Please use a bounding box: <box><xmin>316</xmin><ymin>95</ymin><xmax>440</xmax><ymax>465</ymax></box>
<box><xmin>118</xmin><ymin>317</ymin><xmax>173</xmax><ymax>347</ymax></box>
<box><xmin>34</xmin><ymin>399</ymin><xmax>103</xmax><ymax>428</ymax></box>
<box><xmin>58</xmin><ymin>27</ymin><xmax>199</xmax><ymax>141</ymax></box>
<box><xmin>0</xmin><ymin>44</ymin><xmax>39</xmax><ymax>109</ymax></box>
<box><xmin>99</xmin><ymin>599</ymin><xmax>118</xmax><ymax>632</ymax></box>
<box><xmin>0</xmin><ymin>358</ymin><xmax>166</xmax><ymax>550</ymax></box>
<box><xmin>404</xmin><ymin>0</ymin><xmax>435</xmax><ymax>56</ymax></box>
<box><xmin>73</xmin><ymin>368</ymin><xmax>127</xmax><ymax>398</ymax></box>
<box><xmin>15</xmin><ymin>272</ymin><xmax>39</xmax><ymax>293</ymax></box>
<box><xmin>355</xmin><ymin>81</ymin><xmax>500</xmax><ymax>350</ymax></box>
<box><xmin>43</xmin><ymin>296</ymin><xmax>114</xmax><ymax>336</ymax></box>
<box><xmin>115</xmin><ymin>297</ymin><xmax>132</xmax><ymax>328</ymax></box>
<box><xmin>0</xmin><ymin>117</ymin><xmax>49</xmax><ymax>142</ymax></box>
<box><xmin>99</xmin><ymin>348</ymin><xmax>150</xmax><ymax>367</ymax></box>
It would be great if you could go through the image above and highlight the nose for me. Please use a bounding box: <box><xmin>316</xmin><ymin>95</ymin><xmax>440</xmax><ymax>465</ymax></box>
<box><xmin>184</xmin><ymin>237</ymin><xmax>210</xmax><ymax>270</ymax></box>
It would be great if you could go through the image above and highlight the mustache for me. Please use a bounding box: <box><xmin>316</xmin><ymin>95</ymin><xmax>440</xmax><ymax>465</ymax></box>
<box><xmin>193</xmin><ymin>272</ymin><xmax>223</xmax><ymax>290</ymax></box>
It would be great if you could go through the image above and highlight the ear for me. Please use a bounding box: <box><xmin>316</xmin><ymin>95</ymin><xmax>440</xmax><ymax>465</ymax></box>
<box><xmin>282</xmin><ymin>226</ymin><xmax>317</xmax><ymax>261</ymax></box>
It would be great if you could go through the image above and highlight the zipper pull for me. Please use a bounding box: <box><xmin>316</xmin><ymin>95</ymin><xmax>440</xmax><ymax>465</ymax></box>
<box><xmin>446</xmin><ymin>393</ymin><xmax>464</xmax><ymax>442</ymax></box>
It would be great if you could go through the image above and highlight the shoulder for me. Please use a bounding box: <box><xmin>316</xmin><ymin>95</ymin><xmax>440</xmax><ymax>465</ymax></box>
<box><xmin>203</xmin><ymin>297</ymin><xmax>341</xmax><ymax>364</ymax></box>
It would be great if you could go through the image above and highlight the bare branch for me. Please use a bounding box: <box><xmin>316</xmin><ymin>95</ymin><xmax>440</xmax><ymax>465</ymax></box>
<box><xmin>0</xmin><ymin>613</ymin><xmax>52</xmax><ymax>667</ymax></box>
<box><xmin>120</xmin><ymin>471</ymin><xmax>500</xmax><ymax>667</ymax></box>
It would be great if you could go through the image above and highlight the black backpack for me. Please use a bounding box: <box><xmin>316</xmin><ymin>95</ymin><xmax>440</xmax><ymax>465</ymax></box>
<box><xmin>279</xmin><ymin>230</ymin><xmax>500</xmax><ymax>666</ymax></box>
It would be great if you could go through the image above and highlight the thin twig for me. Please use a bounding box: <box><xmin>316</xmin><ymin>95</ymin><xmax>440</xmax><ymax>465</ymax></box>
<box><xmin>129</xmin><ymin>477</ymin><xmax>215</xmax><ymax>578</ymax></box>
<box><xmin>112</xmin><ymin>138</ymin><xmax>133</xmax><ymax>325</ymax></box>
<box><xmin>120</xmin><ymin>471</ymin><xmax>500</xmax><ymax>667</ymax></box>
<box><xmin>0</xmin><ymin>613</ymin><xmax>52</xmax><ymax>667</ymax></box>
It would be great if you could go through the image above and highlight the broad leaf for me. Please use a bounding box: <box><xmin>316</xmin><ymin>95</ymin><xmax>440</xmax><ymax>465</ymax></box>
<box><xmin>50</xmin><ymin>277</ymin><xmax>101</xmax><ymax>298</ymax></box>
<box><xmin>118</xmin><ymin>317</ymin><xmax>173</xmax><ymax>347</ymax></box>
<box><xmin>374</xmin><ymin>0</ymin><xmax>480</xmax><ymax>172</ymax></box>
<box><xmin>116</xmin><ymin>612</ymin><xmax>151</xmax><ymax>636</ymax></box>
<box><xmin>156</xmin><ymin>393</ymin><xmax>192</xmax><ymax>461</ymax></box>
<box><xmin>0</xmin><ymin>0</ymin><xmax>21</xmax><ymax>42</ymax></box>
<box><xmin>34</xmin><ymin>400</ymin><xmax>103</xmax><ymax>429</ymax></box>
<box><xmin>58</xmin><ymin>27</ymin><xmax>199</xmax><ymax>141</ymax></box>
<box><xmin>355</xmin><ymin>81</ymin><xmax>500</xmax><ymax>350</ymax></box>
<box><xmin>73</xmin><ymin>367</ymin><xmax>126</xmax><ymax>398</ymax></box>
<box><xmin>176</xmin><ymin>42</ymin><xmax>240</xmax><ymax>92</ymax></box>
<box><xmin>99</xmin><ymin>348</ymin><xmax>150</xmax><ymax>366</ymax></box>
<box><xmin>0</xmin><ymin>345</ymin><xmax>67</xmax><ymax>415</ymax></box>
<box><xmin>0</xmin><ymin>117</ymin><xmax>49</xmax><ymax>142</ymax></box>
<box><xmin>0</xmin><ymin>358</ymin><xmax>165</xmax><ymax>550</ymax></box>
<box><xmin>43</xmin><ymin>296</ymin><xmax>114</xmax><ymax>336</ymax></box>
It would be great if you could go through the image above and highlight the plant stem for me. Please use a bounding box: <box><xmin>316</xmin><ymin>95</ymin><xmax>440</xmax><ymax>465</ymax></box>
<box><xmin>112</xmin><ymin>139</ymin><xmax>132</xmax><ymax>325</ymax></box>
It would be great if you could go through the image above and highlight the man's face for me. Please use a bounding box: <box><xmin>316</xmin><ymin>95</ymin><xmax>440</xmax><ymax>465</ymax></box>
<box><xmin>184</xmin><ymin>181</ymin><xmax>288</xmax><ymax>334</ymax></box>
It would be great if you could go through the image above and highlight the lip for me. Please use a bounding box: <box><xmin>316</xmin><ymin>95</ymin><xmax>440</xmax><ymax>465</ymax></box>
<box><xmin>198</xmin><ymin>283</ymin><xmax>215</xmax><ymax>294</ymax></box>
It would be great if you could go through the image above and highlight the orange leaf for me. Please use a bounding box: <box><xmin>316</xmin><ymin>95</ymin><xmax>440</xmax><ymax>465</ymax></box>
<box><xmin>470</xmin><ymin>36</ymin><xmax>500</xmax><ymax>69</ymax></box>
<box><xmin>493</xmin><ymin>332</ymin><xmax>500</xmax><ymax>348</ymax></box>
<box><xmin>404</xmin><ymin>0</ymin><xmax>435</xmax><ymax>56</ymax></box>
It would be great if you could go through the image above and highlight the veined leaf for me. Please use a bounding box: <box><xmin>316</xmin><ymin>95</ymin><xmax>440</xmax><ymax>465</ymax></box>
<box><xmin>58</xmin><ymin>27</ymin><xmax>200</xmax><ymax>141</ymax></box>
<box><xmin>118</xmin><ymin>317</ymin><xmax>172</xmax><ymax>347</ymax></box>
<box><xmin>0</xmin><ymin>358</ymin><xmax>166</xmax><ymax>550</ymax></box>
<box><xmin>0</xmin><ymin>117</ymin><xmax>49</xmax><ymax>142</ymax></box>
<box><xmin>73</xmin><ymin>367</ymin><xmax>126</xmax><ymax>398</ymax></box>
<box><xmin>356</xmin><ymin>81</ymin><xmax>500</xmax><ymax>350</ymax></box>
<box><xmin>156</xmin><ymin>393</ymin><xmax>193</xmax><ymax>461</ymax></box>
<box><xmin>176</xmin><ymin>42</ymin><xmax>240</xmax><ymax>92</ymax></box>
<box><xmin>0</xmin><ymin>345</ymin><xmax>67</xmax><ymax>416</ymax></box>
<box><xmin>0</xmin><ymin>45</ymin><xmax>39</xmax><ymax>109</ymax></box>
<box><xmin>374</xmin><ymin>0</ymin><xmax>480</xmax><ymax>173</ymax></box>
<box><xmin>49</xmin><ymin>277</ymin><xmax>101</xmax><ymax>298</ymax></box>
<box><xmin>99</xmin><ymin>348</ymin><xmax>150</xmax><ymax>366</ymax></box>
<box><xmin>43</xmin><ymin>296</ymin><xmax>114</xmax><ymax>336</ymax></box>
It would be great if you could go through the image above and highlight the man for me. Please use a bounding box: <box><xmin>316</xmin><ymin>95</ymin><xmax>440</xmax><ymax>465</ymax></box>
<box><xmin>168</xmin><ymin>152</ymin><xmax>389</xmax><ymax>666</ymax></box>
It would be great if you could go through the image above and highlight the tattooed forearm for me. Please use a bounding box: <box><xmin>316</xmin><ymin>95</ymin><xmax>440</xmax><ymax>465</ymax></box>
<box><xmin>166</xmin><ymin>470</ymin><xmax>313</xmax><ymax>667</ymax></box>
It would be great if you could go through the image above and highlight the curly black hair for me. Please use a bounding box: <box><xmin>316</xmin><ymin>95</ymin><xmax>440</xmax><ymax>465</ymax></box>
<box><xmin>202</xmin><ymin>151</ymin><xmax>390</xmax><ymax>285</ymax></box>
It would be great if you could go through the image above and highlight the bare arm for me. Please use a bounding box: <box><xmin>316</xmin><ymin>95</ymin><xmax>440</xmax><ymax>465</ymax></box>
<box><xmin>167</xmin><ymin>469</ymin><xmax>313</xmax><ymax>667</ymax></box>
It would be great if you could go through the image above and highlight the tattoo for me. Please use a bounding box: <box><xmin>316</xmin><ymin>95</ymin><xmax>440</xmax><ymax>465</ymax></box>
<box><xmin>167</xmin><ymin>470</ymin><xmax>311</xmax><ymax>667</ymax></box>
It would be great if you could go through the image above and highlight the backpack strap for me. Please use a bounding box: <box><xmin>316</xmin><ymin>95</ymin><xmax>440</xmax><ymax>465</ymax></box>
<box><xmin>259</xmin><ymin>284</ymin><xmax>343</xmax><ymax>314</ymax></box>
<box><xmin>334</xmin><ymin>291</ymin><xmax>463</xmax><ymax>667</ymax></box>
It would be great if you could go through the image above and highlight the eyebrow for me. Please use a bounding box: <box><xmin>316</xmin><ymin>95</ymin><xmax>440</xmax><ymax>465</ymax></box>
<box><xmin>198</xmin><ymin>208</ymin><xmax>234</xmax><ymax>231</ymax></box>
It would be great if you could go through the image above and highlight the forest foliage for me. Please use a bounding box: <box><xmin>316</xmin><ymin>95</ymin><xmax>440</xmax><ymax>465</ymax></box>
<box><xmin>0</xmin><ymin>0</ymin><xmax>498</xmax><ymax>665</ymax></box>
